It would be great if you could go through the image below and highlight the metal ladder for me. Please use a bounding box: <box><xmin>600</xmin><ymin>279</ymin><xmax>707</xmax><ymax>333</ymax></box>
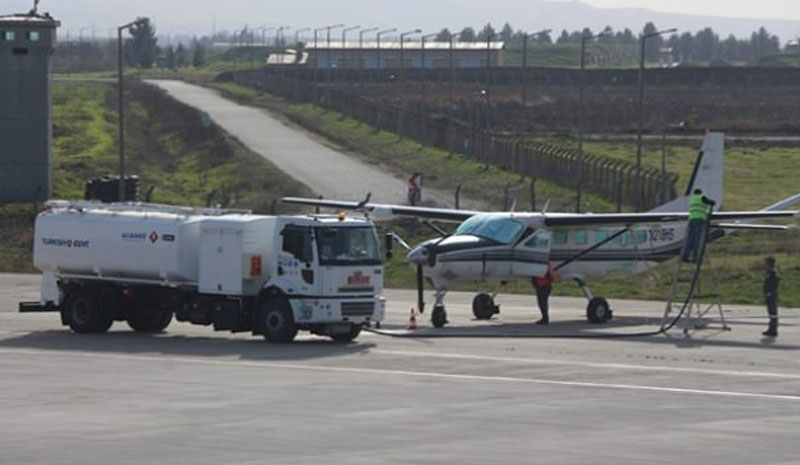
<box><xmin>661</xmin><ymin>221</ymin><xmax>730</xmax><ymax>334</ymax></box>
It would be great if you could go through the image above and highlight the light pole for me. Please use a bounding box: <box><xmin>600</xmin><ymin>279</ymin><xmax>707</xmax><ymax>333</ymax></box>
<box><xmin>117</xmin><ymin>18</ymin><xmax>149</xmax><ymax>202</ymax></box>
<box><xmin>421</xmin><ymin>32</ymin><xmax>438</xmax><ymax>100</ymax></box>
<box><xmin>576</xmin><ymin>27</ymin><xmax>612</xmax><ymax>213</ymax></box>
<box><xmin>326</xmin><ymin>23</ymin><xmax>345</xmax><ymax>81</ymax></box>
<box><xmin>313</xmin><ymin>26</ymin><xmax>326</xmax><ymax>91</ymax></box>
<box><xmin>359</xmin><ymin>27</ymin><xmax>378</xmax><ymax>83</ymax></box>
<box><xmin>485</xmin><ymin>32</ymin><xmax>497</xmax><ymax>106</ymax></box>
<box><xmin>341</xmin><ymin>26</ymin><xmax>359</xmax><ymax>69</ymax></box>
<box><xmin>521</xmin><ymin>28</ymin><xmax>551</xmax><ymax>106</ymax></box>
<box><xmin>635</xmin><ymin>27</ymin><xmax>677</xmax><ymax>211</ymax></box>
<box><xmin>661</xmin><ymin>121</ymin><xmax>685</xmax><ymax>203</ymax></box>
<box><xmin>449</xmin><ymin>31</ymin><xmax>463</xmax><ymax>103</ymax></box>
<box><xmin>376</xmin><ymin>28</ymin><xmax>396</xmax><ymax>79</ymax></box>
<box><xmin>399</xmin><ymin>29</ymin><xmax>421</xmax><ymax>82</ymax></box>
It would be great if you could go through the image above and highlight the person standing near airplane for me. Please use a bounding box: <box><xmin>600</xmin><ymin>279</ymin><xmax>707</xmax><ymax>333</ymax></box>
<box><xmin>533</xmin><ymin>262</ymin><xmax>556</xmax><ymax>325</ymax></box>
<box><xmin>682</xmin><ymin>188</ymin><xmax>716</xmax><ymax>263</ymax></box>
<box><xmin>763</xmin><ymin>256</ymin><xmax>781</xmax><ymax>337</ymax></box>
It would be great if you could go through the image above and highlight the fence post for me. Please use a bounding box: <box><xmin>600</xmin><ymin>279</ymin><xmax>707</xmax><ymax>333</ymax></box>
<box><xmin>455</xmin><ymin>184</ymin><xmax>461</xmax><ymax>209</ymax></box>
<box><xmin>530</xmin><ymin>178</ymin><xmax>536</xmax><ymax>211</ymax></box>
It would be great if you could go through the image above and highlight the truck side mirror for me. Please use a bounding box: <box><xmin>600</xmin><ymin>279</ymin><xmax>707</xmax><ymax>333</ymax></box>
<box><xmin>385</xmin><ymin>233</ymin><xmax>393</xmax><ymax>260</ymax></box>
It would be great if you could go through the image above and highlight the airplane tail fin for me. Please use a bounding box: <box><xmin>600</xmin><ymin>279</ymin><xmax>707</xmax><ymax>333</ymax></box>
<box><xmin>649</xmin><ymin>132</ymin><xmax>724</xmax><ymax>213</ymax></box>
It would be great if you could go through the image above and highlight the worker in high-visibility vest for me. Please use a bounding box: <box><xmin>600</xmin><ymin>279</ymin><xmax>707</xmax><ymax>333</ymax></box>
<box><xmin>532</xmin><ymin>262</ymin><xmax>556</xmax><ymax>325</ymax></box>
<box><xmin>681</xmin><ymin>188</ymin><xmax>716</xmax><ymax>263</ymax></box>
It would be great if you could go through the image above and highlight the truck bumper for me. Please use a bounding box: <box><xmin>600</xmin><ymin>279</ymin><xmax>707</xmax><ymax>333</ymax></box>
<box><xmin>291</xmin><ymin>296</ymin><xmax>385</xmax><ymax>324</ymax></box>
<box><xmin>19</xmin><ymin>301</ymin><xmax>58</xmax><ymax>313</ymax></box>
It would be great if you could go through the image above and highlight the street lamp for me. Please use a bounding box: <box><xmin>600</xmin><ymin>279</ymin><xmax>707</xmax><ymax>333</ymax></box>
<box><xmin>661</xmin><ymin>121</ymin><xmax>685</xmax><ymax>203</ymax></box>
<box><xmin>326</xmin><ymin>23</ymin><xmax>345</xmax><ymax>80</ymax></box>
<box><xmin>342</xmin><ymin>26</ymin><xmax>360</xmax><ymax>69</ymax></box>
<box><xmin>358</xmin><ymin>27</ymin><xmax>378</xmax><ymax>82</ymax></box>
<box><xmin>521</xmin><ymin>28</ymin><xmax>551</xmax><ymax>106</ymax></box>
<box><xmin>117</xmin><ymin>17</ymin><xmax>149</xmax><ymax>202</ymax></box>
<box><xmin>449</xmin><ymin>31</ymin><xmax>464</xmax><ymax>103</ymax></box>
<box><xmin>313</xmin><ymin>26</ymin><xmax>327</xmax><ymax>89</ymax></box>
<box><xmin>376</xmin><ymin>28</ymin><xmax>396</xmax><ymax>77</ymax></box>
<box><xmin>421</xmin><ymin>32</ymin><xmax>438</xmax><ymax>100</ymax></box>
<box><xmin>576</xmin><ymin>26</ymin><xmax>613</xmax><ymax>213</ymax></box>
<box><xmin>399</xmin><ymin>29</ymin><xmax>421</xmax><ymax>81</ymax></box>
<box><xmin>635</xmin><ymin>27</ymin><xmax>677</xmax><ymax>211</ymax></box>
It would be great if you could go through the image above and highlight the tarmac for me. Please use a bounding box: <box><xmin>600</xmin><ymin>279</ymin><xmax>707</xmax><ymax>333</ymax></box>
<box><xmin>1</xmin><ymin>273</ymin><xmax>799</xmax><ymax>464</ymax></box>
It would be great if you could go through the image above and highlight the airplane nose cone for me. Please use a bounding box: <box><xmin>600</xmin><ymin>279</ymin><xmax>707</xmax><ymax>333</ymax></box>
<box><xmin>406</xmin><ymin>246</ymin><xmax>428</xmax><ymax>265</ymax></box>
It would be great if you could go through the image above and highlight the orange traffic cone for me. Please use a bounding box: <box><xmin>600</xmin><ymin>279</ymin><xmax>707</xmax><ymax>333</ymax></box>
<box><xmin>406</xmin><ymin>308</ymin><xmax>418</xmax><ymax>331</ymax></box>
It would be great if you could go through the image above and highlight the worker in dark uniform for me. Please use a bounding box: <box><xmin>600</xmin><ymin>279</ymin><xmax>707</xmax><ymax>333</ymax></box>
<box><xmin>682</xmin><ymin>188</ymin><xmax>716</xmax><ymax>263</ymax></box>
<box><xmin>763</xmin><ymin>256</ymin><xmax>781</xmax><ymax>337</ymax></box>
<box><xmin>532</xmin><ymin>262</ymin><xmax>556</xmax><ymax>325</ymax></box>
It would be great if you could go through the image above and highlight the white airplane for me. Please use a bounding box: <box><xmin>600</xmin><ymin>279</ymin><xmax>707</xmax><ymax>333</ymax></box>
<box><xmin>283</xmin><ymin>133</ymin><xmax>799</xmax><ymax>327</ymax></box>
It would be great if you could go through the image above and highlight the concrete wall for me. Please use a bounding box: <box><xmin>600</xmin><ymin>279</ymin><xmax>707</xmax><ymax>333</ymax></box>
<box><xmin>0</xmin><ymin>15</ymin><xmax>58</xmax><ymax>203</ymax></box>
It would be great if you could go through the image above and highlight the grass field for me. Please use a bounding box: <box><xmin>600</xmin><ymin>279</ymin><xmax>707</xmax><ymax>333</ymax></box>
<box><xmin>207</xmin><ymin>82</ymin><xmax>799</xmax><ymax>307</ymax></box>
<box><xmin>0</xmin><ymin>81</ymin><xmax>310</xmax><ymax>274</ymax></box>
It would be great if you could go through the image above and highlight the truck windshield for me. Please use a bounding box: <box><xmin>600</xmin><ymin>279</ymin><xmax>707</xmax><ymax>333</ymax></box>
<box><xmin>454</xmin><ymin>215</ymin><xmax>524</xmax><ymax>245</ymax></box>
<box><xmin>315</xmin><ymin>226</ymin><xmax>382</xmax><ymax>266</ymax></box>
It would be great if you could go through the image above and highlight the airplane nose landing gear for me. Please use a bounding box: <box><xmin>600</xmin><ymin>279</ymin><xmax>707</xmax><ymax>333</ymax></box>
<box><xmin>587</xmin><ymin>297</ymin><xmax>613</xmax><ymax>323</ymax></box>
<box><xmin>472</xmin><ymin>292</ymin><xmax>500</xmax><ymax>320</ymax></box>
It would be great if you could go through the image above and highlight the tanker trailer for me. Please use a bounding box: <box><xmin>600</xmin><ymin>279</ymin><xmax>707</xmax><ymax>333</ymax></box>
<box><xmin>19</xmin><ymin>201</ymin><xmax>385</xmax><ymax>343</ymax></box>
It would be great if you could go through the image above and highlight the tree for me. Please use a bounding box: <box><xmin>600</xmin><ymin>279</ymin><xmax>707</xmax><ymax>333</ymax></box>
<box><xmin>435</xmin><ymin>28</ymin><xmax>451</xmax><ymax>42</ymax></box>
<box><xmin>556</xmin><ymin>29</ymin><xmax>570</xmax><ymax>44</ymax></box>
<box><xmin>192</xmin><ymin>40</ymin><xmax>206</xmax><ymax>67</ymax></box>
<box><xmin>128</xmin><ymin>17</ymin><xmax>158</xmax><ymax>68</ymax></box>
<box><xmin>642</xmin><ymin>22</ymin><xmax>662</xmax><ymax>62</ymax></box>
<box><xmin>164</xmin><ymin>45</ymin><xmax>176</xmax><ymax>69</ymax></box>
<box><xmin>459</xmin><ymin>27</ymin><xmax>476</xmax><ymax>42</ymax></box>
<box><xmin>175</xmin><ymin>43</ymin><xmax>187</xmax><ymax>68</ymax></box>
<box><xmin>499</xmin><ymin>23</ymin><xmax>514</xmax><ymax>43</ymax></box>
<box><xmin>477</xmin><ymin>23</ymin><xmax>497</xmax><ymax>41</ymax></box>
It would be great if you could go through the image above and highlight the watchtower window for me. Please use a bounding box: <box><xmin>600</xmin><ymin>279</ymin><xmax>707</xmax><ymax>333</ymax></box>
<box><xmin>1</xmin><ymin>31</ymin><xmax>16</xmax><ymax>41</ymax></box>
<box><xmin>27</xmin><ymin>31</ymin><xmax>40</xmax><ymax>42</ymax></box>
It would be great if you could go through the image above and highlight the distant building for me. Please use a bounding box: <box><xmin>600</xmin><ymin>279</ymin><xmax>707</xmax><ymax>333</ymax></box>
<box><xmin>0</xmin><ymin>10</ymin><xmax>60</xmax><ymax>203</ymax></box>
<box><xmin>304</xmin><ymin>41</ymin><xmax>505</xmax><ymax>69</ymax></box>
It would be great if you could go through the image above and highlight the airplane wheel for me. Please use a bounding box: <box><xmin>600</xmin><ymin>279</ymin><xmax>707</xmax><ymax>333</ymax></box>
<box><xmin>432</xmin><ymin>305</ymin><xmax>447</xmax><ymax>328</ymax></box>
<box><xmin>472</xmin><ymin>293</ymin><xmax>498</xmax><ymax>320</ymax></box>
<box><xmin>586</xmin><ymin>297</ymin><xmax>613</xmax><ymax>324</ymax></box>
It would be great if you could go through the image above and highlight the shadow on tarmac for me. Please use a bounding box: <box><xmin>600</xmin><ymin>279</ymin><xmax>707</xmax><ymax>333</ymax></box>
<box><xmin>0</xmin><ymin>329</ymin><xmax>375</xmax><ymax>362</ymax></box>
<box><xmin>376</xmin><ymin>316</ymin><xmax>800</xmax><ymax>350</ymax></box>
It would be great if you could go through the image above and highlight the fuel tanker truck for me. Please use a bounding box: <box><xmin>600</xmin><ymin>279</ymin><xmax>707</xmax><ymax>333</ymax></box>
<box><xmin>19</xmin><ymin>201</ymin><xmax>386</xmax><ymax>342</ymax></box>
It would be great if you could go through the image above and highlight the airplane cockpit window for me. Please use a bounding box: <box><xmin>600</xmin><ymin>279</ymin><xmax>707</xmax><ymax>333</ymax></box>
<box><xmin>455</xmin><ymin>215</ymin><xmax>524</xmax><ymax>245</ymax></box>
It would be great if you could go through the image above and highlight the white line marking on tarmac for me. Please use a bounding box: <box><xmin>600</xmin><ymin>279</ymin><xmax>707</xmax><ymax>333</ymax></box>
<box><xmin>370</xmin><ymin>349</ymin><xmax>800</xmax><ymax>380</ymax></box>
<box><xmin>0</xmin><ymin>347</ymin><xmax>798</xmax><ymax>402</ymax></box>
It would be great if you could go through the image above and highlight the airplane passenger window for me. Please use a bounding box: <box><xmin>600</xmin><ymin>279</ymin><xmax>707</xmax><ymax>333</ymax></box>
<box><xmin>636</xmin><ymin>230</ymin><xmax>647</xmax><ymax>244</ymax></box>
<box><xmin>594</xmin><ymin>229</ymin><xmax>609</xmax><ymax>244</ymax></box>
<box><xmin>553</xmin><ymin>229</ymin><xmax>568</xmax><ymax>245</ymax></box>
<box><xmin>574</xmin><ymin>230</ymin><xmax>588</xmax><ymax>245</ymax></box>
<box><xmin>614</xmin><ymin>230</ymin><xmax>631</xmax><ymax>245</ymax></box>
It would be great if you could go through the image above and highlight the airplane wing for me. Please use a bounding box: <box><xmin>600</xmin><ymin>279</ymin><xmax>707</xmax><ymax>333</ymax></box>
<box><xmin>543</xmin><ymin>211</ymin><xmax>798</xmax><ymax>226</ymax></box>
<box><xmin>281</xmin><ymin>197</ymin><xmax>479</xmax><ymax>222</ymax></box>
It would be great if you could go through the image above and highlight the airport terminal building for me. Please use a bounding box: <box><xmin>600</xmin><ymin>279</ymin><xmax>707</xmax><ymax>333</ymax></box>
<box><xmin>303</xmin><ymin>41</ymin><xmax>505</xmax><ymax>69</ymax></box>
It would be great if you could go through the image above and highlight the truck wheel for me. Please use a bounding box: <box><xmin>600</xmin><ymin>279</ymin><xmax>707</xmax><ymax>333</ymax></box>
<box><xmin>63</xmin><ymin>288</ymin><xmax>113</xmax><ymax>334</ymax></box>
<box><xmin>586</xmin><ymin>297</ymin><xmax>612</xmax><ymax>324</ymax></box>
<box><xmin>330</xmin><ymin>324</ymin><xmax>362</xmax><ymax>343</ymax></box>
<box><xmin>261</xmin><ymin>298</ymin><xmax>298</xmax><ymax>343</ymax></box>
<box><xmin>127</xmin><ymin>310</ymin><xmax>173</xmax><ymax>333</ymax></box>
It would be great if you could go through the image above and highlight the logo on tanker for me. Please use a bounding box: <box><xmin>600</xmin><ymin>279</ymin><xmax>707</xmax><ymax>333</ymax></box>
<box><xmin>42</xmin><ymin>238</ymin><xmax>90</xmax><ymax>248</ymax></box>
<box><xmin>149</xmin><ymin>231</ymin><xmax>159</xmax><ymax>243</ymax></box>
<box><xmin>347</xmin><ymin>271</ymin><xmax>370</xmax><ymax>286</ymax></box>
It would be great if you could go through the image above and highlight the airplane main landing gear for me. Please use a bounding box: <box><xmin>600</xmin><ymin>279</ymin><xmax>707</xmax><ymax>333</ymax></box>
<box><xmin>586</xmin><ymin>297</ymin><xmax>612</xmax><ymax>324</ymax></box>
<box><xmin>472</xmin><ymin>293</ymin><xmax>499</xmax><ymax>320</ymax></box>
<box><xmin>573</xmin><ymin>277</ymin><xmax>613</xmax><ymax>324</ymax></box>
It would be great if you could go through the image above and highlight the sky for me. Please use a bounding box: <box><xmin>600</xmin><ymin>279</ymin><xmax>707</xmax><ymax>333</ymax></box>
<box><xmin>2</xmin><ymin>0</ymin><xmax>799</xmax><ymax>40</ymax></box>
<box><xmin>580</xmin><ymin>0</ymin><xmax>800</xmax><ymax>21</ymax></box>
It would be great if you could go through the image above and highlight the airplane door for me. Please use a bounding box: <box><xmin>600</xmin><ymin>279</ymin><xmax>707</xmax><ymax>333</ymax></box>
<box><xmin>512</xmin><ymin>229</ymin><xmax>552</xmax><ymax>278</ymax></box>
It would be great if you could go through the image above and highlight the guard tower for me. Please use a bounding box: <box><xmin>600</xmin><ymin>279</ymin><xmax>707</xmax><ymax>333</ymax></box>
<box><xmin>0</xmin><ymin>8</ymin><xmax>59</xmax><ymax>203</ymax></box>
